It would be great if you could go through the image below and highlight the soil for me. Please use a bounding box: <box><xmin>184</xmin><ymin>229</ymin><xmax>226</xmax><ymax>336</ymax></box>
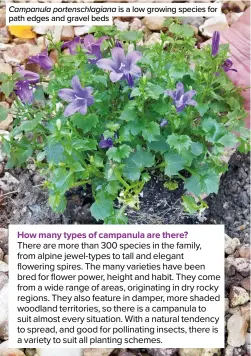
<box><xmin>0</xmin><ymin>152</ymin><xmax>250</xmax><ymax>246</ymax></box>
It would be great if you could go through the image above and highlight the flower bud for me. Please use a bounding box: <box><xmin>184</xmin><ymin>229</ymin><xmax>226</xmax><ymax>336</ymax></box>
<box><xmin>56</xmin><ymin>119</ymin><xmax>61</xmax><ymax>131</ymax></box>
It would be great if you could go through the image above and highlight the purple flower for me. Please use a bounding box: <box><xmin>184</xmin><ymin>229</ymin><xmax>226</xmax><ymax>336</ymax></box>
<box><xmin>61</xmin><ymin>36</ymin><xmax>82</xmax><ymax>55</ymax></box>
<box><xmin>115</xmin><ymin>40</ymin><xmax>123</xmax><ymax>48</ymax></box>
<box><xmin>28</xmin><ymin>49</ymin><xmax>53</xmax><ymax>71</ymax></box>
<box><xmin>160</xmin><ymin>119</ymin><xmax>168</xmax><ymax>127</ymax></box>
<box><xmin>99</xmin><ymin>135</ymin><xmax>113</xmax><ymax>149</ymax></box>
<box><xmin>212</xmin><ymin>31</ymin><xmax>220</xmax><ymax>57</ymax></box>
<box><xmin>16</xmin><ymin>66</ymin><xmax>40</xmax><ymax>84</ymax></box>
<box><xmin>222</xmin><ymin>59</ymin><xmax>237</xmax><ymax>73</ymax></box>
<box><xmin>83</xmin><ymin>35</ymin><xmax>108</xmax><ymax>64</ymax></box>
<box><xmin>96</xmin><ymin>47</ymin><xmax>142</xmax><ymax>87</ymax></box>
<box><xmin>58</xmin><ymin>75</ymin><xmax>94</xmax><ymax>117</ymax></box>
<box><xmin>165</xmin><ymin>82</ymin><xmax>197</xmax><ymax>113</ymax></box>
<box><xmin>15</xmin><ymin>81</ymin><xmax>34</xmax><ymax>105</ymax></box>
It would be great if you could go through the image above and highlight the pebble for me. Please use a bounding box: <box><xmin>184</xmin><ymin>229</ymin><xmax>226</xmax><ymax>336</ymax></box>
<box><xmin>3</xmin><ymin>44</ymin><xmax>33</xmax><ymax>64</ymax></box>
<box><xmin>0</xmin><ymin>284</ymin><xmax>8</xmax><ymax>331</ymax></box>
<box><xmin>227</xmin><ymin>315</ymin><xmax>248</xmax><ymax>347</ymax></box>
<box><xmin>229</xmin><ymin>286</ymin><xmax>250</xmax><ymax>307</ymax></box>
<box><xmin>0</xmin><ymin>261</ymin><xmax>8</xmax><ymax>273</ymax></box>
<box><xmin>61</xmin><ymin>26</ymin><xmax>75</xmax><ymax>41</ymax></box>
<box><xmin>223</xmin><ymin>1</ymin><xmax>246</xmax><ymax>12</ymax></box>
<box><xmin>146</xmin><ymin>349</ymin><xmax>178</xmax><ymax>356</ymax></box>
<box><xmin>179</xmin><ymin>350</ymin><xmax>203</xmax><ymax>356</ymax></box>
<box><xmin>233</xmin><ymin>258</ymin><xmax>250</xmax><ymax>277</ymax></box>
<box><xmin>224</xmin><ymin>346</ymin><xmax>234</xmax><ymax>356</ymax></box>
<box><xmin>144</xmin><ymin>32</ymin><xmax>161</xmax><ymax>46</ymax></box>
<box><xmin>0</xmin><ymin>27</ymin><xmax>11</xmax><ymax>44</ymax></box>
<box><xmin>142</xmin><ymin>16</ymin><xmax>165</xmax><ymax>31</ymax></box>
<box><xmin>225</xmin><ymin>297</ymin><xmax>230</xmax><ymax>313</ymax></box>
<box><xmin>74</xmin><ymin>26</ymin><xmax>92</xmax><ymax>36</ymax></box>
<box><xmin>240</xmin><ymin>302</ymin><xmax>250</xmax><ymax>322</ymax></box>
<box><xmin>0</xmin><ymin>340</ymin><xmax>9</xmax><ymax>349</ymax></box>
<box><xmin>0</xmin><ymin>350</ymin><xmax>25</xmax><ymax>356</ymax></box>
<box><xmin>0</xmin><ymin>8</ymin><xmax>6</xmax><ymax>27</ymax></box>
<box><xmin>114</xmin><ymin>19</ymin><xmax>129</xmax><ymax>31</ymax></box>
<box><xmin>0</xmin><ymin>172</ymin><xmax>19</xmax><ymax>193</ymax></box>
<box><xmin>84</xmin><ymin>349</ymin><xmax>114</xmax><ymax>356</ymax></box>
<box><xmin>33</xmin><ymin>26</ymin><xmax>53</xmax><ymax>35</ymax></box>
<box><xmin>240</xmin><ymin>276</ymin><xmax>250</xmax><ymax>291</ymax></box>
<box><xmin>199</xmin><ymin>14</ymin><xmax>229</xmax><ymax>38</ymax></box>
<box><xmin>24</xmin><ymin>350</ymin><xmax>37</xmax><ymax>356</ymax></box>
<box><xmin>201</xmin><ymin>350</ymin><xmax>220</xmax><ymax>356</ymax></box>
<box><xmin>0</xmin><ymin>249</ymin><xmax>4</xmax><ymax>262</ymax></box>
<box><xmin>238</xmin><ymin>244</ymin><xmax>250</xmax><ymax>259</ymax></box>
<box><xmin>0</xmin><ymin>63</ymin><xmax>12</xmax><ymax>75</ymax></box>
<box><xmin>0</xmin><ymin>102</ymin><xmax>13</xmax><ymax>130</ymax></box>
<box><xmin>225</xmin><ymin>234</ymin><xmax>240</xmax><ymax>255</ymax></box>
<box><xmin>129</xmin><ymin>18</ymin><xmax>142</xmax><ymax>31</ymax></box>
<box><xmin>0</xmin><ymin>228</ymin><xmax>9</xmax><ymax>255</ymax></box>
<box><xmin>3</xmin><ymin>255</ymin><xmax>8</xmax><ymax>265</ymax></box>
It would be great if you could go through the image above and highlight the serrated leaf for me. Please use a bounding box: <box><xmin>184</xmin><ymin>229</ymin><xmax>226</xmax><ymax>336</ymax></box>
<box><xmin>72</xmin><ymin>138</ymin><xmax>97</xmax><ymax>151</ymax></box>
<box><xmin>202</xmin><ymin>118</ymin><xmax>226</xmax><ymax>143</ymax></box>
<box><xmin>123</xmin><ymin>147</ymin><xmax>154</xmax><ymax>181</ymax></box>
<box><xmin>184</xmin><ymin>175</ymin><xmax>201</xmax><ymax>196</ymax></box>
<box><xmin>218</xmin><ymin>133</ymin><xmax>238</xmax><ymax>147</ymax></box>
<box><xmin>48</xmin><ymin>193</ymin><xmax>67</xmax><ymax>213</ymax></box>
<box><xmin>45</xmin><ymin>142</ymin><xmax>65</xmax><ymax>164</ymax></box>
<box><xmin>142</xmin><ymin>122</ymin><xmax>160</xmax><ymax>142</ymax></box>
<box><xmin>106</xmin><ymin>144</ymin><xmax>132</xmax><ymax>162</ymax></box>
<box><xmin>191</xmin><ymin>142</ymin><xmax>203</xmax><ymax>156</ymax></box>
<box><xmin>182</xmin><ymin>195</ymin><xmax>200</xmax><ymax>214</ymax></box>
<box><xmin>196</xmin><ymin>103</ymin><xmax>209</xmax><ymax>116</ymax></box>
<box><xmin>148</xmin><ymin>135</ymin><xmax>169</xmax><ymax>153</ymax></box>
<box><xmin>120</xmin><ymin>102</ymin><xmax>137</xmax><ymax>122</ymax></box>
<box><xmin>104</xmin><ymin>208</ymin><xmax>128</xmax><ymax>224</ymax></box>
<box><xmin>117</xmin><ymin>30</ymin><xmax>143</xmax><ymax>42</ymax></box>
<box><xmin>202</xmin><ymin>171</ymin><xmax>219</xmax><ymax>194</ymax></box>
<box><xmin>11</xmin><ymin>113</ymin><xmax>43</xmax><ymax>136</ymax></box>
<box><xmin>90</xmin><ymin>192</ymin><xmax>114</xmax><ymax>221</ymax></box>
<box><xmin>145</xmin><ymin>83</ymin><xmax>164</xmax><ymax>100</ymax></box>
<box><xmin>167</xmin><ymin>134</ymin><xmax>192</xmax><ymax>154</ymax></box>
<box><xmin>106</xmin><ymin>181</ymin><xmax>121</xmax><ymax>195</ymax></box>
<box><xmin>53</xmin><ymin>168</ymin><xmax>74</xmax><ymax>193</ymax></box>
<box><xmin>72</xmin><ymin>113</ymin><xmax>98</xmax><ymax>133</ymax></box>
<box><xmin>164</xmin><ymin>151</ymin><xmax>185</xmax><ymax>176</ymax></box>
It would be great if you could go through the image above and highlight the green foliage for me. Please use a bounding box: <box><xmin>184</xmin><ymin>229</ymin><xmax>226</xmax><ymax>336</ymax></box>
<box><xmin>1</xmin><ymin>23</ymin><xmax>249</xmax><ymax>223</ymax></box>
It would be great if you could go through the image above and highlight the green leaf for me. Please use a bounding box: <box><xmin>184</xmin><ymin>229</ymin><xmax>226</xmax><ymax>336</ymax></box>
<box><xmin>142</xmin><ymin>122</ymin><xmax>160</xmax><ymax>142</ymax></box>
<box><xmin>218</xmin><ymin>133</ymin><xmax>238</xmax><ymax>147</ymax></box>
<box><xmin>145</xmin><ymin>83</ymin><xmax>165</xmax><ymax>100</ymax></box>
<box><xmin>202</xmin><ymin>171</ymin><xmax>219</xmax><ymax>194</ymax></box>
<box><xmin>196</xmin><ymin>103</ymin><xmax>209</xmax><ymax>116</ymax></box>
<box><xmin>45</xmin><ymin>143</ymin><xmax>65</xmax><ymax>164</ymax></box>
<box><xmin>148</xmin><ymin>135</ymin><xmax>169</xmax><ymax>153</ymax></box>
<box><xmin>104</xmin><ymin>208</ymin><xmax>128</xmax><ymax>224</ymax></box>
<box><xmin>167</xmin><ymin>134</ymin><xmax>192</xmax><ymax>154</ymax></box>
<box><xmin>72</xmin><ymin>113</ymin><xmax>98</xmax><ymax>133</ymax></box>
<box><xmin>164</xmin><ymin>151</ymin><xmax>185</xmax><ymax>176</ymax></box>
<box><xmin>184</xmin><ymin>175</ymin><xmax>201</xmax><ymax>196</ymax></box>
<box><xmin>106</xmin><ymin>181</ymin><xmax>121</xmax><ymax>195</ymax></box>
<box><xmin>191</xmin><ymin>142</ymin><xmax>203</xmax><ymax>156</ymax></box>
<box><xmin>0</xmin><ymin>73</ymin><xmax>8</xmax><ymax>82</ymax></box>
<box><xmin>71</xmin><ymin>162</ymin><xmax>85</xmax><ymax>172</ymax></box>
<box><xmin>0</xmin><ymin>105</ymin><xmax>8</xmax><ymax>122</ymax></box>
<box><xmin>48</xmin><ymin>193</ymin><xmax>67</xmax><ymax>213</ymax></box>
<box><xmin>53</xmin><ymin>168</ymin><xmax>74</xmax><ymax>193</ymax></box>
<box><xmin>123</xmin><ymin>147</ymin><xmax>154</xmax><ymax>181</ymax></box>
<box><xmin>120</xmin><ymin>102</ymin><xmax>137</xmax><ymax>122</ymax></box>
<box><xmin>11</xmin><ymin>113</ymin><xmax>43</xmax><ymax>136</ymax></box>
<box><xmin>72</xmin><ymin>138</ymin><xmax>97</xmax><ymax>151</ymax></box>
<box><xmin>90</xmin><ymin>192</ymin><xmax>114</xmax><ymax>221</ymax></box>
<box><xmin>164</xmin><ymin>180</ymin><xmax>179</xmax><ymax>190</ymax></box>
<box><xmin>1</xmin><ymin>80</ymin><xmax>14</xmax><ymax>97</ymax></box>
<box><xmin>182</xmin><ymin>196</ymin><xmax>200</xmax><ymax>214</ymax></box>
<box><xmin>201</xmin><ymin>118</ymin><xmax>226</xmax><ymax>143</ymax></box>
<box><xmin>130</xmin><ymin>88</ymin><xmax>141</xmax><ymax>97</ymax></box>
<box><xmin>106</xmin><ymin>144</ymin><xmax>132</xmax><ymax>162</ymax></box>
<box><xmin>117</xmin><ymin>30</ymin><xmax>143</xmax><ymax>42</ymax></box>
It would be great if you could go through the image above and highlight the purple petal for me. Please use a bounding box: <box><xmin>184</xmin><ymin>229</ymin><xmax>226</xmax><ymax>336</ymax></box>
<box><xmin>71</xmin><ymin>76</ymin><xmax>85</xmax><ymax>97</ymax></box>
<box><xmin>176</xmin><ymin>104</ymin><xmax>186</xmax><ymax>112</ymax></box>
<box><xmin>99</xmin><ymin>137</ymin><xmax>113</xmax><ymax>149</ymax></box>
<box><xmin>125</xmin><ymin>51</ymin><xmax>142</xmax><ymax>67</ymax></box>
<box><xmin>187</xmin><ymin>99</ymin><xmax>197</xmax><ymax>106</ymax></box>
<box><xmin>110</xmin><ymin>71</ymin><xmax>124</xmax><ymax>82</ymax></box>
<box><xmin>62</xmin><ymin>37</ymin><xmax>81</xmax><ymax>55</ymax></box>
<box><xmin>95</xmin><ymin>36</ymin><xmax>109</xmax><ymax>45</ymax></box>
<box><xmin>165</xmin><ymin>89</ymin><xmax>176</xmax><ymax>100</ymax></box>
<box><xmin>160</xmin><ymin>119</ymin><xmax>168</xmax><ymax>127</ymax></box>
<box><xmin>79</xmin><ymin>101</ymin><xmax>88</xmax><ymax>115</ymax></box>
<box><xmin>212</xmin><ymin>31</ymin><xmax>220</xmax><ymax>57</ymax></box>
<box><xmin>83</xmin><ymin>34</ymin><xmax>95</xmax><ymax>48</ymax></box>
<box><xmin>182</xmin><ymin>90</ymin><xmax>196</xmax><ymax>102</ymax></box>
<box><xmin>15</xmin><ymin>81</ymin><xmax>34</xmax><ymax>105</ymax></box>
<box><xmin>96</xmin><ymin>58</ymin><xmax>116</xmax><ymax>71</ymax></box>
<box><xmin>126</xmin><ymin>73</ymin><xmax>134</xmax><ymax>87</ymax></box>
<box><xmin>115</xmin><ymin>40</ymin><xmax>123</xmax><ymax>48</ymax></box>
<box><xmin>58</xmin><ymin>88</ymin><xmax>76</xmax><ymax>102</ymax></box>
<box><xmin>129</xmin><ymin>64</ymin><xmax>141</xmax><ymax>78</ymax></box>
<box><xmin>111</xmin><ymin>47</ymin><xmax>125</xmax><ymax>69</ymax></box>
<box><xmin>175</xmin><ymin>82</ymin><xmax>184</xmax><ymax>99</ymax></box>
<box><xmin>63</xmin><ymin>99</ymin><xmax>84</xmax><ymax>117</ymax></box>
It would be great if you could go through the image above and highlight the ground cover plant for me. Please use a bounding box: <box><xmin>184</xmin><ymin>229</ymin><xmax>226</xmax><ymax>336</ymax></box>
<box><xmin>0</xmin><ymin>21</ymin><xmax>250</xmax><ymax>224</ymax></box>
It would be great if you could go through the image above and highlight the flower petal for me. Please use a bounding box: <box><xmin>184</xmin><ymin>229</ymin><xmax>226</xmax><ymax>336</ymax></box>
<box><xmin>212</xmin><ymin>31</ymin><xmax>220</xmax><ymax>57</ymax></box>
<box><xmin>63</xmin><ymin>99</ymin><xmax>83</xmax><ymax>117</ymax></box>
<box><xmin>79</xmin><ymin>101</ymin><xmax>88</xmax><ymax>115</ymax></box>
<box><xmin>182</xmin><ymin>90</ymin><xmax>196</xmax><ymax>103</ymax></box>
<box><xmin>96</xmin><ymin>58</ymin><xmax>116</xmax><ymax>71</ymax></box>
<box><xmin>175</xmin><ymin>82</ymin><xmax>184</xmax><ymax>99</ymax></box>
<box><xmin>187</xmin><ymin>99</ymin><xmax>197</xmax><ymax>106</ymax></box>
<box><xmin>111</xmin><ymin>47</ymin><xmax>125</xmax><ymax>69</ymax></box>
<box><xmin>84</xmin><ymin>34</ymin><xmax>95</xmax><ymax>48</ymax></box>
<box><xmin>129</xmin><ymin>64</ymin><xmax>141</xmax><ymax>78</ymax></box>
<box><xmin>96</xmin><ymin>36</ymin><xmax>109</xmax><ymax>45</ymax></box>
<box><xmin>71</xmin><ymin>75</ymin><xmax>86</xmax><ymax>98</ymax></box>
<box><xmin>126</xmin><ymin>51</ymin><xmax>142</xmax><ymax>67</ymax></box>
<box><xmin>58</xmin><ymin>88</ymin><xmax>76</xmax><ymax>102</ymax></box>
<box><xmin>165</xmin><ymin>89</ymin><xmax>176</xmax><ymax>100</ymax></box>
<box><xmin>110</xmin><ymin>71</ymin><xmax>124</xmax><ymax>82</ymax></box>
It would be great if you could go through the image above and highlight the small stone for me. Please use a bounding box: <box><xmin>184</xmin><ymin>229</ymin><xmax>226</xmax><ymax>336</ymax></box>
<box><xmin>0</xmin><ymin>172</ymin><xmax>19</xmax><ymax>193</ymax></box>
<box><xmin>0</xmin><ymin>63</ymin><xmax>12</xmax><ymax>75</ymax></box>
<box><xmin>227</xmin><ymin>315</ymin><xmax>248</xmax><ymax>347</ymax></box>
<box><xmin>130</xmin><ymin>18</ymin><xmax>142</xmax><ymax>31</ymax></box>
<box><xmin>224</xmin><ymin>346</ymin><xmax>234</xmax><ymax>356</ymax></box>
<box><xmin>3</xmin><ymin>44</ymin><xmax>30</xmax><ymax>64</ymax></box>
<box><xmin>223</xmin><ymin>1</ymin><xmax>246</xmax><ymax>12</ymax></box>
<box><xmin>225</xmin><ymin>234</ymin><xmax>240</xmax><ymax>254</ymax></box>
<box><xmin>3</xmin><ymin>255</ymin><xmax>8</xmax><ymax>265</ymax></box>
<box><xmin>144</xmin><ymin>32</ymin><xmax>161</xmax><ymax>46</ymax></box>
<box><xmin>0</xmin><ymin>340</ymin><xmax>9</xmax><ymax>349</ymax></box>
<box><xmin>146</xmin><ymin>349</ymin><xmax>178</xmax><ymax>356</ymax></box>
<box><xmin>0</xmin><ymin>8</ymin><xmax>6</xmax><ymax>27</ymax></box>
<box><xmin>240</xmin><ymin>276</ymin><xmax>250</xmax><ymax>291</ymax></box>
<box><xmin>114</xmin><ymin>19</ymin><xmax>129</xmax><ymax>31</ymax></box>
<box><xmin>33</xmin><ymin>26</ymin><xmax>53</xmax><ymax>35</ymax></box>
<box><xmin>240</xmin><ymin>302</ymin><xmax>250</xmax><ymax>322</ymax></box>
<box><xmin>0</xmin><ymin>261</ymin><xmax>8</xmax><ymax>273</ymax></box>
<box><xmin>84</xmin><ymin>349</ymin><xmax>114</xmax><ymax>356</ymax></box>
<box><xmin>24</xmin><ymin>349</ymin><xmax>37</xmax><ymax>356</ymax></box>
<box><xmin>142</xmin><ymin>16</ymin><xmax>165</xmax><ymax>31</ymax></box>
<box><xmin>0</xmin><ymin>229</ymin><xmax>8</xmax><ymax>255</ymax></box>
<box><xmin>233</xmin><ymin>258</ymin><xmax>250</xmax><ymax>276</ymax></box>
<box><xmin>201</xmin><ymin>350</ymin><xmax>220</xmax><ymax>356</ymax></box>
<box><xmin>225</xmin><ymin>297</ymin><xmax>230</xmax><ymax>313</ymax></box>
<box><xmin>36</xmin><ymin>36</ymin><xmax>46</xmax><ymax>50</ymax></box>
<box><xmin>0</xmin><ymin>272</ymin><xmax>8</xmax><ymax>291</ymax></box>
<box><xmin>179</xmin><ymin>350</ymin><xmax>203</xmax><ymax>356</ymax></box>
<box><xmin>0</xmin><ymin>350</ymin><xmax>25</xmax><ymax>356</ymax></box>
<box><xmin>0</xmin><ymin>284</ymin><xmax>8</xmax><ymax>329</ymax></box>
<box><xmin>37</xmin><ymin>350</ymin><xmax>81</xmax><ymax>356</ymax></box>
<box><xmin>199</xmin><ymin>14</ymin><xmax>229</xmax><ymax>38</ymax></box>
<box><xmin>61</xmin><ymin>26</ymin><xmax>75</xmax><ymax>41</ymax></box>
<box><xmin>0</xmin><ymin>27</ymin><xmax>11</xmax><ymax>44</ymax></box>
<box><xmin>225</xmin><ymin>256</ymin><xmax>236</xmax><ymax>276</ymax></box>
<box><xmin>229</xmin><ymin>286</ymin><xmax>250</xmax><ymax>307</ymax></box>
<box><xmin>74</xmin><ymin>26</ymin><xmax>92</xmax><ymax>36</ymax></box>
<box><xmin>0</xmin><ymin>102</ymin><xmax>13</xmax><ymax>130</ymax></box>
<box><xmin>238</xmin><ymin>244</ymin><xmax>250</xmax><ymax>259</ymax></box>
<box><xmin>0</xmin><ymin>248</ymin><xmax>4</xmax><ymax>261</ymax></box>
